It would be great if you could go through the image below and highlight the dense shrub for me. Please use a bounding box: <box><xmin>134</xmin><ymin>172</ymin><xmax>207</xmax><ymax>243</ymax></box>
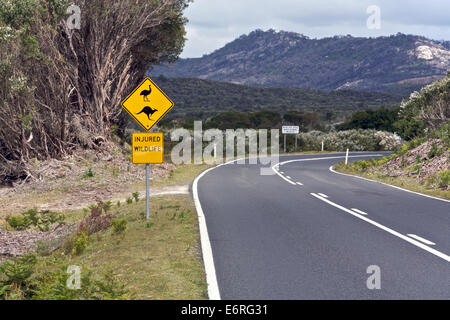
<box><xmin>337</xmin><ymin>108</ymin><xmax>399</xmax><ymax>132</ymax></box>
<box><xmin>6</xmin><ymin>209</ymin><xmax>64</xmax><ymax>232</ymax></box>
<box><xmin>395</xmin><ymin>73</ymin><xmax>450</xmax><ymax>140</ymax></box>
<box><xmin>111</xmin><ymin>218</ymin><xmax>127</xmax><ymax>235</ymax></box>
<box><xmin>298</xmin><ymin>129</ymin><xmax>402</xmax><ymax>152</ymax></box>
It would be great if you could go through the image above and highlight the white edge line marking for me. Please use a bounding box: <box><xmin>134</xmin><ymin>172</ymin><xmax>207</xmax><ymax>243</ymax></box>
<box><xmin>310</xmin><ymin>193</ymin><xmax>450</xmax><ymax>262</ymax></box>
<box><xmin>272</xmin><ymin>154</ymin><xmax>382</xmax><ymax>186</ymax></box>
<box><xmin>296</xmin><ymin>182</ymin><xmax>304</xmax><ymax>186</ymax></box>
<box><xmin>318</xmin><ymin>193</ymin><xmax>328</xmax><ymax>198</ymax></box>
<box><xmin>193</xmin><ymin>168</ymin><xmax>221</xmax><ymax>300</ymax></box>
<box><xmin>407</xmin><ymin>234</ymin><xmax>436</xmax><ymax>246</ymax></box>
<box><xmin>351</xmin><ymin>208</ymin><xmax>368</xmax><ymax>216</ymax></box>
<box><xmin>329</xmin><ymin>165</ymin><xmax>450</xmax><ymax>203</ymax></box>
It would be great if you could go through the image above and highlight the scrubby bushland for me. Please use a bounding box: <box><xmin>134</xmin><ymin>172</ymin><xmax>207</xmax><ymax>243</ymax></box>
<box><xmin>394</xmin><ymin>72</ymin><xmax>450</xmax><ymax>140</ymax></box>
<box><xmin>0</xmin><ymin>0</ymin><xmax>191</xmax><ymax>182</ymax></box>
<box><xmin>152</xmin><ymin>77</ymin><xmax>403</xmax><ymax>121</ymax></box>
<box><xmin>298</xmin><ymin>130</ymin><xmax>402</xmax><ymax>152</ymax></box>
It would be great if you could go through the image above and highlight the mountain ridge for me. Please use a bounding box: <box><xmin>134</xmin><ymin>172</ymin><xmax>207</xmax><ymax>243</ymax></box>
<box><xmin>151</xmin><ymin>29</ymin><xmax>450</xmax><ymax>94</ymax></box>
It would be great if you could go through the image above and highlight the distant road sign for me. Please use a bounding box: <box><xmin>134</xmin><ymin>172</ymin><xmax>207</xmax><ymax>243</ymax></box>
<box><xmin>132</xmin><ymin>133</ymin><xmax>164</xmax><ymax>164</ymax></box>
<box><xmin>282</xmin><ymin>126</ymin><xmax>300</xmax><ymax>134</ymax></box>
<box><xmin>122</xmin><ymin>78</ymin><xmax>174</xmax><ymax>131</ymax></box>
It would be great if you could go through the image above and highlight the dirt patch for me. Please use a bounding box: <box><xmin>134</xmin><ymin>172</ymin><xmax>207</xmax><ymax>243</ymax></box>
<box><xmin>369</xmin><ymin>139</ymin><xmax>449</xmax><ymax>188</ymax></box>
<box><xmin>0</xmin><ymin>142</ymin><xmax>178</xmax><ymax>215</ymax></box>
<box><xmin>0</xmin><ymin>224</ymin><xmax>76</xmax><ymax>263</ymax></box>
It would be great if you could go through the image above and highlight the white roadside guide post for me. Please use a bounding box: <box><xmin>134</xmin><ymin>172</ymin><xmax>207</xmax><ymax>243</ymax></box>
<box><xmin>282</xmin><ymin>126</ymin><xmax>300</xmax><ymax>154</ymax></box>
<box><xmin>322</xmin><ymin>140</ymin><xmax>324</xmax><ymax>152</ymax></box>
<box><xmin>121</xmin><ymin>77</ymin><xmax>174</xmax><ymax>220</ymax></box>
<box><xmin>345</xmin><ymin>148</ymin><xmax>349</xmax><ymax>165</ymax></box>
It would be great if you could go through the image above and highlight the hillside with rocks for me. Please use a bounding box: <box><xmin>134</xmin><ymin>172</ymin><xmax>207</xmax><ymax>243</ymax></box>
<box><xmin>151</xmin><ymin>29</ymin><xmax>450</xmax><ymax>94</ymax></box>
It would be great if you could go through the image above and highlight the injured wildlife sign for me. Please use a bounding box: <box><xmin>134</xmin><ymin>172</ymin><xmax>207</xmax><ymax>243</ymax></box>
<box><xmin>122</xmin><ymin>77</ymin><xmax>174</xmax><ymax>131</ymax></box>
<box><xmin>132</xmin><ymin>133</ymin><xmax>164</xmax><ymax>164</ymax></box>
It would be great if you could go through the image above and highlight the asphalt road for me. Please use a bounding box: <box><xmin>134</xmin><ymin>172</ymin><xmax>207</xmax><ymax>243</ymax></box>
<box><xmin>196</xmin><ymin>152</ymin><xmax>450</xmax><ymax>299</ymax></box>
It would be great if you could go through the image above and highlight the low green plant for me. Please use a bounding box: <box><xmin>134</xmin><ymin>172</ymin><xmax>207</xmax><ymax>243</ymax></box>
<box><xmin>83</xmin><ymin>168</ymin><xmax>95</xmax><ymax>179</ymax></box>
<box><xmin>6</xmin><ymin>215</ymin><xmax>32</xmax><ymax>231</ymax></box>
<box><xmin>102</xmin><ymin>201</ymin><xmax>112</xmax><ymax>213</ymax></box>
<box><xmin>427</xmin><ymin>143</ymin><xmax>443</xmax><ymax>159</ymax></box>
<box><xmin>1</xmin><ymin>258</ymin><xmax>130</xmax><ymax>300</ymax></box>
<box><xmin>132</xmin><ymin>192</ymin><xmax>140</xmax><ymax>203</ymax></box>
<box><xmin>438</xmin><ymin>170</ymin><xmax>450</xmax><ymax>189</ymax></box>
<box><xmin>126</xmin><ymin>197</ymin><xmax>133</xmax><ymax>204</ymax></box>
<box><xmin>72</xmin><ymin>231</ymin><xmax>89</xmax><ymax>255</ymax></box>
<box><xmin>111</xmin><ymin>218</ymin><xmax>127</xmax><ymax>235</ymax></box>
<box><xmin>0</xmin><ymin>254</ymin><xmax>37</xmax><ymax>299</ymax></box>
<box><xmin>6</xmin><ymin>209</ymin><xmax>63</xmax><ymax>232</ymax></box>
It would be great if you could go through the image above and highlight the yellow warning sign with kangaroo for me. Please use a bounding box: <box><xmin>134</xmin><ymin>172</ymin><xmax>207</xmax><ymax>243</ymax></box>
<box><xmin>122</xmin><ymin>77</ymin><xmax>174</xmax><ymax>131</ymax></box>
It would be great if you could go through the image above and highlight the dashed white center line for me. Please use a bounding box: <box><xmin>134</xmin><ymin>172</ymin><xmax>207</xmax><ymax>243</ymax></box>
<box><xmin>318</xmin><ymin>193</ymin><xmax>328</xmax><ymax>198</ymax></box>
<box><xmin>351</xmin><ymin>208</ymin><xmax>368</xmax><ymax>216</ymax></box>
<box><xmin>407</xmin><ymin>234</ymin><xmax>436</xmax><ymax>246</ymax></box>
<box><xmin>310</xmin><ymin>193</ymin><xmax>449</xmax><ymax>263</ymax></box>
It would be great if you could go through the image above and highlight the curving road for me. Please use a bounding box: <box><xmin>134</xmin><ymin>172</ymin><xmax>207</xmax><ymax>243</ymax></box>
<box><xmin>195</xmin><ymin>152</ymin><xmax>450</xmax><ymax>300</ymax></box>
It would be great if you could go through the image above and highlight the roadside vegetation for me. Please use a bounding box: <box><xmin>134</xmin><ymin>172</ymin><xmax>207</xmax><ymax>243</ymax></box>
<box><xmin>334</xmin><ymin>73</ymin><xmax>450</xmax><ymax>199</ymax></box>
<box><xmin>1</xmin><ymin>195</ymin><xmax>206</xmax><ymax>300</ymax></box>
<box><xmin>0</xmin><ymin>159</ymin><xmax>209</xmax><ymax>300</ymax></box>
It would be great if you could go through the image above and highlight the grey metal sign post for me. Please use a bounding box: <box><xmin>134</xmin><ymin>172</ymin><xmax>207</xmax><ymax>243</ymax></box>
<box><xmin>146</xmin><ymin>164</ymin><xmax>150</xmax><ymax>220</ymax></box>
<box><xmin>282</xmin><ymin>126</ymin><xmax>300</xmax><ymax>153</ymax></box>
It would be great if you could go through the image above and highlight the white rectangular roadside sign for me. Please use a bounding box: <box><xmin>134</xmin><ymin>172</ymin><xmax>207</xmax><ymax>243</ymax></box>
<box><xmin>282</xmin><ymin>126</ymin><xmax>300</xmax><ymax>134</ymax></box>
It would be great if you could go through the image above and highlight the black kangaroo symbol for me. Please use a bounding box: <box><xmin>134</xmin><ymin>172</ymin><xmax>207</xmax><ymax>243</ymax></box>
<box><xmin>136</xmin><ymin>106</ymin><xmax>158</xmax><ymax>120</ymax></box>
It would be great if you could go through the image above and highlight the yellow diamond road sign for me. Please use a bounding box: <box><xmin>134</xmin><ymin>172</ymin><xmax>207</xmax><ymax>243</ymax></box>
<box><xmin>122</xmin><ymin>77</ymin><xmax>174</xmax><ymax>131</ymax></box>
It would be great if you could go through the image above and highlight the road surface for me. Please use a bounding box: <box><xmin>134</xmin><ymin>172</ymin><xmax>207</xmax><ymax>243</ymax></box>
<box><xmin>195</xmin><ymin>152</ymin><xmax>450</xmax><ymax>299</ymax></box>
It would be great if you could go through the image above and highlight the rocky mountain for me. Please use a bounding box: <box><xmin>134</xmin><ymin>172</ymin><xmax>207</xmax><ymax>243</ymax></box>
<box><xmin>151</xmin><ymin>29</ymin><xmax>450</xmax><ymax>94</ymax></box>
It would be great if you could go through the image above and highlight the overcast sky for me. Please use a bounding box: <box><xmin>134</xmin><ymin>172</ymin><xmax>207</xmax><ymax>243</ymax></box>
<box><xmin>181</xmin><ymin>0</ymin><xmax>450</xmax><ymax>58</ymax></box>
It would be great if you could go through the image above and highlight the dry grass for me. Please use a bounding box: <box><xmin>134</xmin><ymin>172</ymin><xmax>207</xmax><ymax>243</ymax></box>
<box><xmin>64</xmin><ymin>195</ymin><xmax>207</xmax><ymax>300</ymax></box>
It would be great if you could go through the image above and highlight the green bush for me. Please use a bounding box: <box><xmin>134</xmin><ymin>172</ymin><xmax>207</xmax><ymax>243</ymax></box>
<box><xmin>83</xmin><ymin>168</ymin><xmax>95</xmax><ymax>179</ymax></box>
<box><xmin>0</xmin><ymin>254</ymin><xmax>37</xmax><ymax>299</ymax></box>
<box><xmin>438</xmin><ymin>170</ymin><xmax>450</xmax><ymax>189</ymax></box>
<box><xmin>111</xmin><ymin>218</ymin><xmax>127</xmax><ymax>235</ymax></box>
<box><xmin>72</xmin><ymin>232</ymin><xmax>89</xmax><ymax>256</ymax></box>
<box><xmin>6</xmin><ymin>215</ymin><xmax>32</xmax><ymax>231</ymax></box>
<box><xmin>427</xmin><ymin>143</ymin><xmax>443</xmax><ymax>159</ymax></box>
<box><xmin>298</xmin><ymin>129</ymin><xmax>401</xmax><ymax>152</ymax></box>
<box><xmin>6</xmin><ymin>209</ymin><xmax>63</xmax><ymax>232</ymax></box>
<box><xmin>132</xmin><ymin>192</ymin><xmax>140</xmax><ymax>203</ymax></box>
<box><xmin>1</xmin><ymin>256</ymin><xmax>130</xmax><ymax>300</ymax></box>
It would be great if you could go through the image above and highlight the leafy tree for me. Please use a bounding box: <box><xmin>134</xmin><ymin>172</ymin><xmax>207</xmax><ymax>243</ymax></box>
<box><xmin>336</xmin><ymin>108</ymin><xmax>400</xmax><ymax>132</ymax></box>
<box><xmin>0</xmin><ymin>0</ymin><xmax>191</xmax><ymax>182</ymax></box>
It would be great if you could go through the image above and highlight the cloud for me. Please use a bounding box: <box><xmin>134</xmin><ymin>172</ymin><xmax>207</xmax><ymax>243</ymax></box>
<box><xmin>180</xmin><ymin>0</ymin><xmax>450</xmax><ymax>58</ymax></box>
